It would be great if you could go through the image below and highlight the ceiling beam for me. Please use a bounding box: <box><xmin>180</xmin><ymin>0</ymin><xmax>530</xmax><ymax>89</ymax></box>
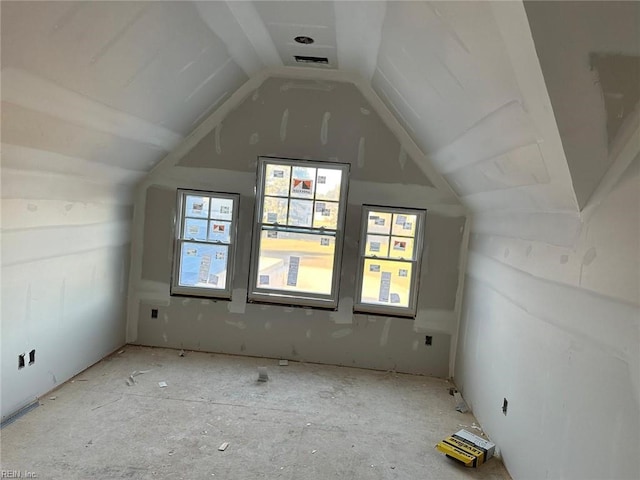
<box><xmin>225</xmin><ymin>0</ymin><xmax>282</xmax><ymax>68</ymax></box>
<box><xmin>195</xmin><ymin>1</ymin><xmax>264</xmax><ymax>77</ymax></box>
<box><xmin>334</xmin><ymin>0</ymin><xmax>387</xmax><ymax>82</ymax></box>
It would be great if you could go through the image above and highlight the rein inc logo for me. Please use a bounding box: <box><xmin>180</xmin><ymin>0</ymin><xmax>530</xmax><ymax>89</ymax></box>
<box><xmin>1</xmin><ymin>472</ymin><xmax>37</xmax><ymax>478</ymax></box>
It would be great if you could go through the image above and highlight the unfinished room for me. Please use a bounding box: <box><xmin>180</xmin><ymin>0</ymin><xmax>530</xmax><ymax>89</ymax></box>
<box><xmin>1</xmin><ymin>1</ymin><xmax>638</xmax><ymax>479</ymax></box>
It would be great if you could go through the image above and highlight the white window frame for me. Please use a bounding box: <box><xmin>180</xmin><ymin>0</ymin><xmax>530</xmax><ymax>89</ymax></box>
<box><xmin>354</xmin><ymin>205</ymin><xmax>426</xmax><ymax>317</ymax></box>
<box><xmin>171</xmin><ymin>189</ymin><xmax>240</xmax><ymax>299</ymax></box>
<box><xmin>248</xmin><ymin>156</ymin><xmax>350</xmax><ymax>309</ymax></box>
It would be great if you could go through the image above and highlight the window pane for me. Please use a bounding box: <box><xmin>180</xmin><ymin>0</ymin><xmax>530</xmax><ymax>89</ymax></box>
<box><xmin>185</xmin><ymin>195</ymin><xmax>209</xmax><ymax>218</ymax></box>
<box><xmin>265</xmin><ymin>164</ymin><xmax>291</xmax><ymax>196</ymax></box>
<box><xmin>315</xmin><ymin>168</ymin><xmax>342</xmax><ymax>201</ymax></box>
<box><xmin>288</xmin><ymin>199</ymin><xmax>313</xmax><ymax>227</ymax></box>
<box><xmin>210</xmin><ymin>197</ymin><xmax>234</xmax><ymax>221</ymax></box>
<box><xmin>389</xmin><ymin>236</ymin><xmax>415</xmax><ymax>260</ymax></box>
<box><xmin>256</xmin><ymin>229</ymin><xmax>334</xmax><ymax>295</ymax></box>
<box><xmin>312</xmin><ymin>201</ymin><xmax>339</xmax><ymax>229</ymax></box>
<box><xmin>367</xmin><ymin>211</ymin><xmax>392</xmax><ymax>235</ymax></box>
<box><xmin>361</xmin><ymin>259</ymin><xmax>412</xmax><ymax>308</ymax></box>
<box><xmin>290</xmin><ymin>166</ymin><xmax>316</xmax><ymax>198</ymax></box>
<box><xmin>208</xmin><ymin>221</ymin><xmax>231</xmax><ymax>243</ymax></box>
<box><xmin>365</xmin><ymin>234</ymin><xmax>390</xmax><ymax>257</ymax></box>
<box><xmin>179</xmin><ymin>242</ymin><xmax>228</xmax><ymax>289</ymax></box>
<box><xmin>263</xmin><ymin>196</ymin><xmax>288</xmax><ymax>224</ymax></box>
<box><xmin>391</xmin><ymin>213</ymin><xmax>417</xmax><ymax>237</ymax></box>
<box><xmin>183</xmin><ymin>218</ymin><xmax>208</xmax><ymax>241</ymax></box>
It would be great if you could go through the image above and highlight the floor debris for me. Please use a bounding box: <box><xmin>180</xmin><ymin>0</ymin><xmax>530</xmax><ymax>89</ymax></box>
<box><xmin>453</xmin><ymin>391</ymin><xmax>469</xmax><ymax>413</ymax></box>
<box><xmin>179</xmin><ymin>349</ymin><xmax>185</xmax><ymax>357</ymax></box>
<box><xmin>257</xmin><ymin>367</ymin><xmax>269</xmax><ymax>382</ymax></box>
<box><xmin>158</xmin><ymin>381</ymin><xmax>168</xmax><ymax>388</ymax></box>
<box><xmin>126</xmin><ymin>369</ymin><xmax>151</xmax><ymax>386</ymax></box>
<box><xmin>49</xmin><ymin>396</ymin><xmax>57</xmax><ymax>401</ymax></box>
<box><xmin>279</xmin><ymin>359</ymin><xmax>288</xmax><ymax>366</ymax></box>
<box><xmin>311</xmin><ymin>450</ymin><xmax>317</xmax><ymax>454</ymax></box>
<box><xmin>218</xmin><ymin>442</ymin><xmax>229</xmax><ymax>451</ymax></box>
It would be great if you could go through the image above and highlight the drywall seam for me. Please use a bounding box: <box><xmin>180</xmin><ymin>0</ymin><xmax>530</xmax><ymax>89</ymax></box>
<box><xmin>136</xmin><ymin>280</ymin><xmax>171</xmax><ymax>306</ymax></box>
<box><xmin>125</xmin><ymin>186</ymin><xmax>148</xmax><ymax>343</ymax></box>
<box><xmin>430</xmin><ymin>100</ymin><xmax>539</xmax><ymax>175</ymax></box>
<box><xmin>1</xmin><ymin>143</ymin><xmax>149</xmax><ymax>180</ymax></box>
<box><xmin>330</xmin><ymin>297</ymin><xmax>354</xmax><ymax>325</ymax></box>
<box><xmin>466</xmin><ymin>251</ymin><xmax>639</xmax><ymax>357</ymax></box>
<box><xmin>227</xmin><ymin>288</ymin><xmax>247</xmax><ymax>314</ymax></box>
<box><xmin>1</xmin><ymin>170</ymin><xmax>135</xmax><ymax>205</ymax></box>
<box><xmin>1</xmin><ymin>68</ymin><xmax>183</xmax><ymax>151</ymax></box>
<box><xmin>413</xmin><ymin>309</ymin><xmax>457</xmax><ymax>335</ymax></box>
<box><xmin>1</xmin><ymin>166</ymin><xmax>141</xmax><ymax>191</ymax></box>
<box><xmin>449</xmin><ymin>215</ymin><xmax>471</xmax><ymax>377</ymax></box>
<box><xmin>2</xmin><ymin>221</ymin><xmax>131</xmax><ymax>267</ymax></box>
<box><xmin>471</xmin><ymin>211</ymin><xmax>582</xmax><ymax>248</ymax></box>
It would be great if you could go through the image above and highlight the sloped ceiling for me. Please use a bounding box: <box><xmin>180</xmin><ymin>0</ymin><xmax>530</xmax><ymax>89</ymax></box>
<box><xmin>3</xmin><ymin>1</ymin><xmax>633</xmax><ymax>215</ymax></box>
<box><xmin>524</xmin><ymin>0</ymin><xmax>640</xmax><ymax>209</ymax></box>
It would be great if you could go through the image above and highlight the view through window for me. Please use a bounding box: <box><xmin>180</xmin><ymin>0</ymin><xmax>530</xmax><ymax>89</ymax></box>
<box><xmin>248</xmin><ymin>157</ymin><xmax>350</xmax><ymax>308</ymax></box>
<box><xmin>355</xmin><ymin>206</ymin><xmax>426</xmax><ymax>317</ymax></box>
<box><xmin>171</xmin><ymin>190</ymin><xmax>239</xmax><ymax>298</ymax></box>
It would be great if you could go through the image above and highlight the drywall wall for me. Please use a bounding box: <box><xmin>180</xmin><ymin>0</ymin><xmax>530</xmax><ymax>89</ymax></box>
<box><xmin>0</xmin><ymin>0</ymin><xmax>258</xmax><ymax>421</ymax></box>
<box><xmin>455</xmin><ymin>156</ymin><xmax>639</xmax><ymax>479</ymax></box>
<box><xmin>129</xmin><ymin>76</ymin><xmax>466</xmax><ymax>376</ymax></box>
<box><xmin>449</xmin><ymin>3</ymin><xmax>639</xmax><ymax>478</ymax></box>
<box><xmin>0</xmin><ymin>150</ymin><xmax>133</xmax><ymax>420</ymax></box>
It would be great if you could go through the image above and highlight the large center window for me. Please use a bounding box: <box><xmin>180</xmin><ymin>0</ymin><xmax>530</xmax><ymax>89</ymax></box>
<box><xmin>248</xmin><ymin>157</ymin><xmax>350</xmax><ymax>308</ymax></box>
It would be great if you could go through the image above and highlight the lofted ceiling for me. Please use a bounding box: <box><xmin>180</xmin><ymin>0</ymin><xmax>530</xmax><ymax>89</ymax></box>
<box><xmin>2</xmin><ymin>1</ymin><xmax>637</xmax><ymax>215</ymax></box>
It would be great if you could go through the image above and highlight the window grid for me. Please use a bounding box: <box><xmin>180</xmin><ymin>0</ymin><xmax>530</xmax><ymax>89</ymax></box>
<box><xmin>355</xmin><ymin>206</ymin><xmax>426</xmax><ymax>317</ymax></box>
<box><xmin>249</xmin><ymin>157</ymin><xmax>350</xmax><ymax>309</ymax></box>
<box><xmin>171</xmin><ymin>190</ymin><xmax>239</xmax><ymax>299</ymax></box>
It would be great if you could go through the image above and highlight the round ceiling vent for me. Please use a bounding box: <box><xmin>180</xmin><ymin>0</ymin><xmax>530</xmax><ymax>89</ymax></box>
<box><xmin>294</xmin><ymin>36</ymin><xmax>314</xmax><ymax>45</ymax></box>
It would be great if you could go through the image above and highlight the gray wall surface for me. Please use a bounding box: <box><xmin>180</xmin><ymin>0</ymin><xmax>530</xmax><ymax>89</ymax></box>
<box><xmin>130</xmin><ymin>77</ymin><xmax>467</xmax><ymax>376</ymax></box>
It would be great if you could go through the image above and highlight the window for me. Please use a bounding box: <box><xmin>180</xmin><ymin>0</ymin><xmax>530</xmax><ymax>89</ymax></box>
<box><xmin>248</xmin><ymin>157</ymin><xmax>350</xmax><ymax>308</ymax></box>
<box><xmin>354</xmin><ymin>205</ymin><xmax>426</xmax><ymax>317</ymax></box>
<box><xmin>171</xmin><ymin>189</ymin><xmax>239</xmax><ymax>298</ymax></box>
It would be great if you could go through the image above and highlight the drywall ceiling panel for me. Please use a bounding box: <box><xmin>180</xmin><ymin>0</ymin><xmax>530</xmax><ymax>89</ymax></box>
<box><xmin>254</xmin><ymin>0</ymin><xmax>337</xmax><ymax>67</ymax></box>
<box><xmin>374</xmin><ymin>1</ymin><xmax>522</xmax><ymax>154</ymax></box>
<box><xmin>1</xmin><ymin>1</ymin><xmax>248</xmax><ymax>141</ymax></box>
<box><xmin>524</xmin><ymin>0</ymin><xmax>640</xmax><ymax>208</ymax></box>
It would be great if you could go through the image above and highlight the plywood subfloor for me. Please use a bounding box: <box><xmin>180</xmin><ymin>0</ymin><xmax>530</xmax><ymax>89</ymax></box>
<box><xmin>1</xmin><ymin>346</ymin><xmax>511</xmax><ymax>479</ymax></box>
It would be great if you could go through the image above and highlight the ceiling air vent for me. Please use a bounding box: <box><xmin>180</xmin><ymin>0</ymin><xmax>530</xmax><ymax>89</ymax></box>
<box><xmin>294</xmin><ymin>55</ymin><xmax>328</xmax><ymax>65</ymax></box>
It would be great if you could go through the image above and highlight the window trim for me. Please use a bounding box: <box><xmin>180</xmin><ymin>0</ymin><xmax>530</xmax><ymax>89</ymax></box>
<box><xmin>171</xmin><ymin>189</ymin><xmax>240</xmax><ymax>299</ymax></box>
<box><xmin>353</xmin><ymin>205</ymin><xmax>426</xmax><ymax>317</ymax></box>
<box><xmin>248</xmin><ymin>156</ymin><xmax>350</xmax><ymax>309</ymax></box>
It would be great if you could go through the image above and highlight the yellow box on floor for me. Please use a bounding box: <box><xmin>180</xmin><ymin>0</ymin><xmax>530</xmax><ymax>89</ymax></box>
<box><xmin>436</xmin><ymin>429</ymin><xmax>496</xmax><ymax>468</ymax></box>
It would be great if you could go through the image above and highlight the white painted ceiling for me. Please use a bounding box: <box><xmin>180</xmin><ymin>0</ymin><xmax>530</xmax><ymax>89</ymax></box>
<box><xmin>2</xmin><ymin>1</ymin><xmax>637</xmax><ymax>213</ymax></box>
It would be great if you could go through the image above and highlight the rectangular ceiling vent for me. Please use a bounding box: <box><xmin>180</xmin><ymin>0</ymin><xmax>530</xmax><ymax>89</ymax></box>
<box><xmin>294</xmin><ymin>55</ymin><xmax>328</xmax><ymax>65</ymax></box>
